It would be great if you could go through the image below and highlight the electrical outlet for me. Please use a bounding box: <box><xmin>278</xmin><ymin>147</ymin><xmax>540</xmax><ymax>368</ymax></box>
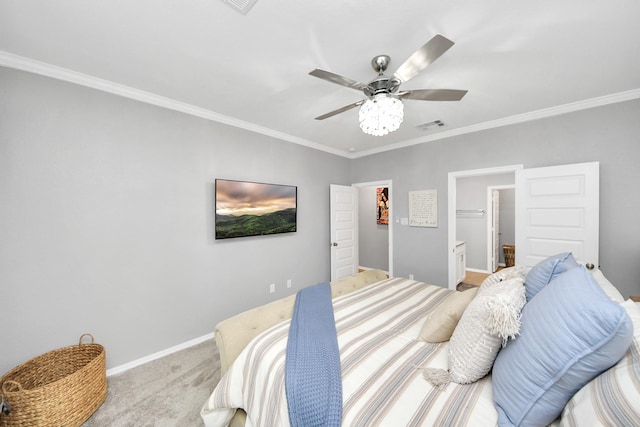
<box><xmin>269</xmin><ymin>283</ymin><xmax>275</xmax><ymax>293</ymax></box>
<box><xmin>287</xmin><ymin>279</ymin><xmax>292</xmax><ymax>288</ymax></box>
<box><xmin>409</xmin><ymin>274</ymin><xmax>414</xmax><ymax>280</ymax></box>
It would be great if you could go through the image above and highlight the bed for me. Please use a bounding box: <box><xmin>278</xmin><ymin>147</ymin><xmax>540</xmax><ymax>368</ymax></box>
<box><xmin>202</xmin><ymin>258</ymin><xmax>640</xmax><ymax>427</ymax></box>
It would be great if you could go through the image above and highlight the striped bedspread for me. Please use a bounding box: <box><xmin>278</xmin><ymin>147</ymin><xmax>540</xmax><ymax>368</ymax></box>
<box><xmin>201</xmin><ymin>278</ymin><xmax>500</xmax><ymax>427</ymax></box>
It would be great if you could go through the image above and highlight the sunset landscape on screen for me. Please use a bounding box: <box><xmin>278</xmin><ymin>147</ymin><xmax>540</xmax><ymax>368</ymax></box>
<box><xmin>215</xmin><ymin>179</ymin><xmax>297</xmax><ymax>239</ymax></box>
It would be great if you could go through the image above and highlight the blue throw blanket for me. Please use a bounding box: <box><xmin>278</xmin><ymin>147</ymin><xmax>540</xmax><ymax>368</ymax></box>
<box><xmin>285</xmin><ymin>283</ymin><xmax>342</xmax><ymax>427</ymax></box>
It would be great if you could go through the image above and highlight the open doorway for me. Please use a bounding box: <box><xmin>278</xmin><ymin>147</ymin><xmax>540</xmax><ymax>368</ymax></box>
<box><xmin>356</xmin><ymin>185</ymin><xmax>390</xmax><ymax>273</ymax></box>
<box><xmin>447</xmin><ymin>165</ymin><xmax>522</xmax><ymax>289</ymax></box>
<box><xmin>353</xmin><ymin>180</ymin><xmax>393</xmax><ymax>277</ymax></box>
<box><xmin>329</xmin><ymin>181</ymin><xmax>394</xmax><ymax>280</ymax></box>
<box><xmin>487</xmin><ymin>185</ymin><xmax>516</xmax><ymax>272</ymax></box>
<box><xmin>355</xmin><ymin>181</ymin><xmax>393</xmax><ymax>276</ymax></box>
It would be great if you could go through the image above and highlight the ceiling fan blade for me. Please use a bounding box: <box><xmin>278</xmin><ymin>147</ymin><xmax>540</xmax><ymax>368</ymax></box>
<box><xmin>309</xmin><ymin>69</ymin><xmax>369</xmax><ymax>92</ymax></box>
<box><xmin>314</xmin><ymin>100</ymin><xmax>364</xmax><ymax>120</ymax></box>
<box><xmin>398</xmin><ymin>89</ymin><xmax>468</xmax><ymax>101</ymax></box>
<box><xmin>393</xmin><ymin>34</ymin><xmax>455</xmax><ymax>83</ymax></box>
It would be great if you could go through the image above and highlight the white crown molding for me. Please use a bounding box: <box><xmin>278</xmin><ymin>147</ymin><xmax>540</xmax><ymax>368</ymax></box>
<box><xmin>351</xmin><ymin>88</ymin><xmax>640</xmax><ymax>158</ymax></box>
<box><xmin>2</xmin><ymin>50</ymin><xmax>638</xmax><ymax>160</ymax></box>
<box><xmin>0</xmin><ymin>50</ymin><xmax>348</xmax><ymax>158</ymax></box>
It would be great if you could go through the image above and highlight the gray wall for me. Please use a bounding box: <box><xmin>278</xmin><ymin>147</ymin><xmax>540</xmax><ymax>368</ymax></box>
<box><xmin>351</xmin><ymin>98</ymin><xmax>640</xmax><ymax>299</ymax></box>
<box><xmin>357</xmin><ymin>186</ymin><xmax>389</xmax><ymax>271</ymax></box>
<box><xmin>0</xmin><ymin>67</ymin><xmax>350</xmax><ymax>374</ymax></box>
<box><xmin>3</xmin><ymin>65</ymin><xmax>640</xmax><ymax>376</ymax></box>
<box><xmin>456</xmin><ymin>173</ymin><xmax>514</xmax><ymax>270</ymax></box>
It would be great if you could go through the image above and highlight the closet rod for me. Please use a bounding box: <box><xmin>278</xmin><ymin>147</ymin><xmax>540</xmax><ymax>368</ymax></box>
<box><xmin>456</xmin><ymin>209</ymin><xmax>486</xmax><ymax>215</ymax></box>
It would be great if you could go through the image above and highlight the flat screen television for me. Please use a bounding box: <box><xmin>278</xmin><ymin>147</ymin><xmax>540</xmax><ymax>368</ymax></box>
<box><xmin>215</xmin><ymin>179</ymin><xmax>297</xmax><ymax>239</ymax></box>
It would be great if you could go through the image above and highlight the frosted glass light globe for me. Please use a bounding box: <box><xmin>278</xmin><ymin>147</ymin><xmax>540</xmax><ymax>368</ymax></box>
<box><xmin>358</xmin><ymin>95</ymin><xmax>404</xmax><ymax>136</ymax></box>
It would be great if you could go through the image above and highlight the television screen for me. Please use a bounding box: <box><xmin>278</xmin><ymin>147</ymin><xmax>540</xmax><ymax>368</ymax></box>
<box><xmin>215</xmin><ymin>179</ymin><xmax>297</xmax><ymax>239</ymax></box>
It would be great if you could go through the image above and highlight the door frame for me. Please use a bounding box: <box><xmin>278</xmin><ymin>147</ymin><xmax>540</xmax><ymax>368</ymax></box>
<box><xmin>353</xmin><ymin>180</ymin><xmax>394</xmax><ymax>278</ymax></box>
<box><xmin>447</xmin><ymin>165</ymin><xmax>523</xmax><ymax>290</ymax></box>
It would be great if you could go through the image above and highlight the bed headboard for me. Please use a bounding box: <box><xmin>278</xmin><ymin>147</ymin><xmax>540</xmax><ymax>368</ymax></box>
<box><xmin>214</xmin><ymin>269</ymin><xmax>388</xmax><ymax>374</ymax></box>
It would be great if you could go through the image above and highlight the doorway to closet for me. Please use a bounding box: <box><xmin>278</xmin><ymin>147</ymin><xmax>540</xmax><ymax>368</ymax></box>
<box><xmin>455</xmin><ymin>174</ymin><xmax>516</xmax><ymax>274</ymax></box>
<box><xmin>447</xmin><ymin>165</ymin><xmax>522</xmax><ymax>289</ymax></box>
<box><xmin>448</xmin><ymin>161</ymin><xmax>600</xmax><ymax>289</ymax></box>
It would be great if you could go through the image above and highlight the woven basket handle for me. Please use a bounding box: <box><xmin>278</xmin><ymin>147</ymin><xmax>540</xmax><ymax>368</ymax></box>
<box><xmin>1</xmin><ymin>380</ymin><xmax>22</xmax><ymax>393</ymax></box>
<box><xmin>78</xmin><ymin>333</ymin><xmax>95</xmax><ymax>345</ymax></box>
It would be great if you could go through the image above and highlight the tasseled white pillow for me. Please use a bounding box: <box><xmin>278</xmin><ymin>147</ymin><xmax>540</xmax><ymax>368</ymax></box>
<box><xmin>424</xmin><ymin>277</ymin><xmax>526</xmax><ymax>387</ymax></box>
<box><xmin>478</xmin><ymin>266</ymin><xmax>529</xmax><ymax>293</ymax></box>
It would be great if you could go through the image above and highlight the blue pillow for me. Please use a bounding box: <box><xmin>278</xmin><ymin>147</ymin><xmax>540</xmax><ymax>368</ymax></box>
<box><xmin>492</xmin><ymin>265</ymin><xmax>633</xmax><ymax>427</ymax></box>
<box><xmin>524</xmin><ymin>252</ymin><xmax>579</xmax><ymax>301</ymax></box>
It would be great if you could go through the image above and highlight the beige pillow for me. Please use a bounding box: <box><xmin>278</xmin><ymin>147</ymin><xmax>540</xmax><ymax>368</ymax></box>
<box><xmin>418</xmin><ymin>287</ymin><xmax>478</xmax><ymax>343</ymax></box>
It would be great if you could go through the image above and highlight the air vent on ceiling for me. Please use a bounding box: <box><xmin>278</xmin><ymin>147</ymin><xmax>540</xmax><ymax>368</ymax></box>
<box><xmin>416</xmin><ymin>120</ymin><xmax>445</xmax><ymax>131</ymax></box>
<box><xmin>221</xmin><ymin>0</ymin><xmax>258</xmax><ymax>15</ymax></box>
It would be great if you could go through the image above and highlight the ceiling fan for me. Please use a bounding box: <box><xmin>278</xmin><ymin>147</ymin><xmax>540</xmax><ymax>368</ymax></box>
<box><xmin>309</xmin><ymin>34</ymin><xmax>468</xmax><ymax>136</ymax></box>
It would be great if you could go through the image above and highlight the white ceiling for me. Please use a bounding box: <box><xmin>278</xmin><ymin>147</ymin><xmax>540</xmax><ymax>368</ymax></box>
<box><xmin>1</xmin><ymin>0</ymin><xmax>639</xmax><ymax>158</ymax></box>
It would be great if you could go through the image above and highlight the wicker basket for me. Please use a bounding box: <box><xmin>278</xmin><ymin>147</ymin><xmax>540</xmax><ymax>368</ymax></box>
<box><xmin>0</xmin><ymin>334</ymin><xmax>106</xmax><ymax>427</ymax></box>
<box><xmin>503</xmin><ymin>244</ymin><xmax>515</xmax><ymax>267</ymax></box>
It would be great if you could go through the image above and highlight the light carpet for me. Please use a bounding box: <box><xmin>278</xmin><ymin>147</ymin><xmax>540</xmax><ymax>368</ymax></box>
<box><xmin>83</xmin><ymin>339</ymin><xmax>220</xmax><ymax>426</ymax></box>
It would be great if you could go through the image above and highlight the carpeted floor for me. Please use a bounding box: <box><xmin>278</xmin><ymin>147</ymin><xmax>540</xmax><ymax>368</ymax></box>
<box><xmin>83</xmin><ymin>339</ymin><xmax>220</xmax><ymax>427</ymax></box>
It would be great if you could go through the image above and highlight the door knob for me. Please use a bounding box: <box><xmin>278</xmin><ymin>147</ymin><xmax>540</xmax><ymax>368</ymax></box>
<box><xmin>585</xmin><ymin>263</ymin><xmax>595</xmax><ymax>270</ymax></box>
<box><xmin>332</xmin><ymin>242</ymin><xmax>338</xmax><ymax>246</ymax></box>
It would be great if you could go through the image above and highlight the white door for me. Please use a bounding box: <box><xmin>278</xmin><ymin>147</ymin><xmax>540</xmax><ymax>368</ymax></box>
<box><xmin>491</xmin><ymin>189</ymin><xmax>500</xmax><ymax>272</ymax></box>
<box><xmin>515</xmin><ymin>162</ymin><xmax>599</xmax><ymax>268</ymax></box>
<box><xmin>330</xmin><ymin>184</ymin><xmax>358</xmax><ymax>281</ymax></box>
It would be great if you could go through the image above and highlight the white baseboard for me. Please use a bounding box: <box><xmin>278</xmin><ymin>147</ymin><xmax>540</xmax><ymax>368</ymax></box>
<box><xmin>465</xmin><ymin>267</ymin><xmax>492</xmax><ymax>274</ymax></box>
<box><xmin>106</xmin><ymin>332</ymin><xmax>215</xmax><ymax>377</ymax></box>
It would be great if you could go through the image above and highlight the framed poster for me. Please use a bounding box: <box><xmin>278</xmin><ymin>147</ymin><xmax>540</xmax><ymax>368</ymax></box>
<box><xmin>409</xmin><ymin>189</ymin><xmax>438</xmax><ymax>227</ymax></box>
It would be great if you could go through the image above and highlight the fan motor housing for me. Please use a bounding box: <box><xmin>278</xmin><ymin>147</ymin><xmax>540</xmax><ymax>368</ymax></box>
<box><xmin>364</xmin><ymin>76</ymin><xmax>401</xmax><ymax>97</ymax></box>
<box><xmin>364</xmin><ymin>54</ymin><xmax>401</xmax><ymax>97</ymax></box>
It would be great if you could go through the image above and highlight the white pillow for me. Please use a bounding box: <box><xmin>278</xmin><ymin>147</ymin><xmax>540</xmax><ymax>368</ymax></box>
<box><xmin>424</xmin><ymin>277</ymin><xmax>526</xmax><ymax>386</ymax></box>
<box><xmin>590</xmin><ymin>268</ymin><xmax>625</xmax><ymax>303</ymax></box>
<box><xmin>556</xmin><ymin>299</ymin><xmax>640</xmax><ymax>426</ymax></box>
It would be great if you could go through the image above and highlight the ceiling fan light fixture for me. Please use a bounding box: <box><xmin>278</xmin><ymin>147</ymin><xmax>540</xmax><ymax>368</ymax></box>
<box><xmin>358</xmin><ymin>95</ymin><xmax>404</xmax><ymax>136</ymax></box>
